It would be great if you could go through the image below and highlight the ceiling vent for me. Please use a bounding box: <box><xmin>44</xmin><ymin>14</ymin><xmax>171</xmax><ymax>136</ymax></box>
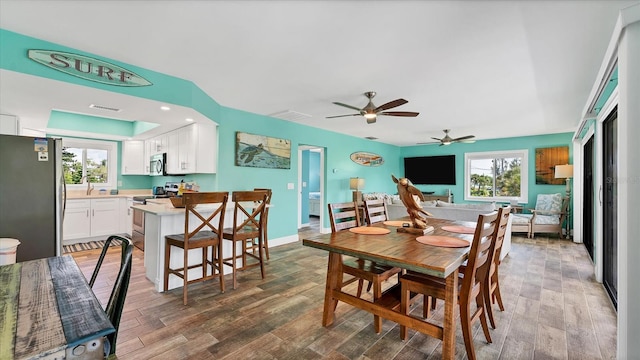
<box><xmin>268</xmin><ymin>110</ymin><xmax>311</xmax><ymax>122</ymax></box>
<box><xmin>89</xmin><ymin>104</ymin><xmax>122</xmax><ymax>112</ymax></box>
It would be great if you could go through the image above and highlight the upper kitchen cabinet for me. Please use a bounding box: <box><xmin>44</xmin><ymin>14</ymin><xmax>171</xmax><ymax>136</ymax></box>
<box><xmin>121</xmin><ymin>140</ymin><xmax>147</xmax><ymax>175</ymax></box>
<box><xmin>166</xmin><ymin>123</ymin><xmax>217</xmax><ymax>174</ymax></box>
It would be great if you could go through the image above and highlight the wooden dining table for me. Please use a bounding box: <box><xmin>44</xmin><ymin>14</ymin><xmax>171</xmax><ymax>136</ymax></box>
<box><xmin>0</xmin><ymin>255</ymin><xmax>115</xmax><ymax>360</ymax></box>
<box><xmin>302</xmin><ymin>217</ymin><xmax>477</xmax><ymax>360</ymax></box>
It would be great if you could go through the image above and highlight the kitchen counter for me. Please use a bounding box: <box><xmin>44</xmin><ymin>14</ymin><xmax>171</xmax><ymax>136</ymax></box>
<box><xmin>66</xmin><ymin>189</ymin><xmax>151</xmax><ymax>199</ymax></box>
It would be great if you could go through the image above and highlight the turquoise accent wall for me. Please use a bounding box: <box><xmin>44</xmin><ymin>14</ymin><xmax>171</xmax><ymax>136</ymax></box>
<box><xmin>401</xmin><ymin>133</ymin><xmax>573</xmax><ymax>207</ymax></box>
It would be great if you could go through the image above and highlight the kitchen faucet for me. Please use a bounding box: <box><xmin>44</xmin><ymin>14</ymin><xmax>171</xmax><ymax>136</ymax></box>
<box><xmin>81</xmin><ymin>176</ymin><xmax>94</xmax><ymax>195</ymax></box>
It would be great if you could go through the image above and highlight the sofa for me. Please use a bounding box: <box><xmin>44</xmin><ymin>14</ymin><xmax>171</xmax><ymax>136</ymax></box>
<box><xmin>363</xmin><ymin>193</ymin><xmax>512</xmax><ymax>260</ymax></box>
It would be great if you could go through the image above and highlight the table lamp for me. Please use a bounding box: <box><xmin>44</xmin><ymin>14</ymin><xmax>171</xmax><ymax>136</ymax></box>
<box><xmin>350</xmin><ymin>177</ymin><xmax>365</xmax><ymax>203</ymax></box>
<box><xmin>554</xmin><ymin>164</ymin><xmax>574</xmax><ymax>197</ymax></box>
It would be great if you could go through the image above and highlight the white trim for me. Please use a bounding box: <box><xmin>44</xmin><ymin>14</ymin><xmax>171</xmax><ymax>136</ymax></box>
<box><xmin>61</xmin><ymin>137</ymin><xmax>118</xmax><ymax>190</ymax></box>
<box><xmin>464</xmin><ymin>149</ymin><xmax>529</xmax><ymax>203</ymax></box>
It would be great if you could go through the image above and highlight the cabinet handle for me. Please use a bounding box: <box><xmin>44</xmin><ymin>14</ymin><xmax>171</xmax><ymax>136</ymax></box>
<box><xmin>92</xmin><ymin>209</ymin><xmax>95</xmax><ymax>217</ymax></box>
<box><xmin>128</xmin><ymin>208</ymin><xmax>131</xmax><ymax>215</ymax></box>
<box><xmin>86</xmin><ymin>209</ymin><xmax>89</xmax><ymax>217</ymax></box>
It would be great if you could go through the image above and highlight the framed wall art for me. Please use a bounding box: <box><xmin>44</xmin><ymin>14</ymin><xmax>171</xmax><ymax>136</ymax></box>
<box><xmin>235</xmin><ymin>131</ymin><xmax>291</xmax><ymax>169</ymax></box>
<box><xmin>535</xmin><ymin>146</ymin><xmax>569</xmax><ymax>184</ymax></box>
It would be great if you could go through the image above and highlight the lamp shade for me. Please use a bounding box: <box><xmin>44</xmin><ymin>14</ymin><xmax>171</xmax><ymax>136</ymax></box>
<box><xmin>349</xmin><ymin>177</ymin><xmax>365</xmax><ymax>190</ymax></box>
<box><xmin>554</xmin><ymin>164</ymin><xmax>574</xmax><ymax>179</ymax></box>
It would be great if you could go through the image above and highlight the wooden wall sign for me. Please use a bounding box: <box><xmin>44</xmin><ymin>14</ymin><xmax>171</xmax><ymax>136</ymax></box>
<box><xmin>350</xmin><ymin>151</ymin><xmax>384</xmax><ymax>167</ymax></box>
<box><xmin>28</xmin><ymin>50</ymin><xmax>152</xmax><ymax>87</ymax></box>
<box><xmin>535</xmin><ymin>146</ymin><xmax>569</xmax><ymax>184</ymax></box>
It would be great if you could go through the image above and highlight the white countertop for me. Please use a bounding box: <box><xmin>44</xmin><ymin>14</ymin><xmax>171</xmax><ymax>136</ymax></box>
<box><xmin>66</xmin><ymin>189</ymin><xmax>152</xmax><ymax>200</ymax></box>
<box><xmin>132</xmin><ymin>198</ymin><xmax>269</xmax><ymax>216</ymax></box>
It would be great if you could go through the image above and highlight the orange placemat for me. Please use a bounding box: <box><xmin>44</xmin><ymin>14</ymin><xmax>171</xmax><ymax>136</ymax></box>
<box><xmin>349</xmin><ymin>226</ymin><xmax>391</xmax><ymax>235</ymax></box>
<box><xmin>383</xmin><ymin>220</ymin><xmax>412</xmax><ymax>227</ymax></box>
<box><xmin>416</xmin><ymin>235</ymin><xmax>470</xmax><ymax>248</ymax></box>
<box><xmin>441</xmin><ymin>225</ymin><xmax>476</xmax><ymax>234</ymax></box>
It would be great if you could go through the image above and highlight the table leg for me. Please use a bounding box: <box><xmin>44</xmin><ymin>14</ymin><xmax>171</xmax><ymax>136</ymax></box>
<box><xmin>442</xmin><ymin>268</ymin><xmax>459</xmax><ymax>360</ymax></box>
<box><xmin>322</xmin><ymin>252</ymin><xmax>342</xmax><ymax>327</ymax></box>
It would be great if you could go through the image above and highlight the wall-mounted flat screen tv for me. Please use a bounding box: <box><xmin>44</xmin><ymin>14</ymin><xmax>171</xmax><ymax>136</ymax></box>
<box><xmin>404</xmin><ymin>155</ymin><xmax>456</xmax><ymax>185</ymax></box>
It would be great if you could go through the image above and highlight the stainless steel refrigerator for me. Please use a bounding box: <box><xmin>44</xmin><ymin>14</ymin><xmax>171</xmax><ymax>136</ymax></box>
<box><xmin>0</xmin><ymin>134</ymin><xmax>64</xmax><ymax>261</ymax></box>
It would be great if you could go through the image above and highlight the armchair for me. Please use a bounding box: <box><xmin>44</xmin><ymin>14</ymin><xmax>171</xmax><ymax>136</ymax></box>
<box><xmin>511</xmin><ymin>193</ymin><xmax>568</xmax><ymax>238</ymax></box>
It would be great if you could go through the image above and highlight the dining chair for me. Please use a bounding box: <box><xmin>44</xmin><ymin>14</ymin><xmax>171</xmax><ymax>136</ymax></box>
<box><xmin>363</xmin><ymin>198</ymin><xmax>389</xmax><ymax>225</ymax></box>
<box><xmin>400</xmin><ymin>210</ymin><xmax>500</xmax><ymax>360</ymax></box>
<box><xmin>222</xmin><ymin>190</ymin><xmax>268</xmax><ymax>289</ymax></box>
<box><xmin>164</xmin><ymin>191</ymin><xmax>228</xmax><ymax>305</ymax></box>
<box><xmin>252</xmin><ymin>188</ymin><xmax>272</xmax><ymax>260</ymax></box>
<box><xmin>328</xmin><ymin>201</ymin><xmax>403</xmax><ymax>333</ymax></box>
<box><xmin>484</xmin><ymin>205</ymin><xmax>511</xmax><ymax>329</ymax></box>
<box><xmin>89</xmin><ymin>234</ymin><xmax>133</xmax><ymax>356</ymax></box>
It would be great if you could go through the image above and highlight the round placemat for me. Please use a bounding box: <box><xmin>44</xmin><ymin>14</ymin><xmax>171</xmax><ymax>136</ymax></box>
<box><xmin>441</xmin><ymin>225</ymin><xmax>476</xmax><ymax>234</ymax></box>
<box><xmin>416</xmin><ymin>235</ymin><xmax>470</xmax><ymax>248</ymax></box>
<box><xmin>383</xmin><ymin>220</ymin><xmax>411</xmax><ymax>227</ymax></box>
<box><xmin>349</xmin><ymin>226</ymin><xmax>391</xmax><ymax>235</ymax></box>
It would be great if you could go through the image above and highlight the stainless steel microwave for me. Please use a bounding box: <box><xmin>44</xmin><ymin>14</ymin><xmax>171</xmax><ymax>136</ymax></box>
<box><xmin>150</xmin><ymin>153</ymin><xmax>167</xmax><ymax>176</ymax></box>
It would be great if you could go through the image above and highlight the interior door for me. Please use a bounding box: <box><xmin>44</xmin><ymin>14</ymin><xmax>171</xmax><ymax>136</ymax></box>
<box><xmin>583</xmin><ymin>136</ymin><xmax>594</xmax><ymax>261</ymax></box>
<box><xmin>602</xmin><ymin>107</ymin><xmax>617</xmax><ymax>308</ymax></box>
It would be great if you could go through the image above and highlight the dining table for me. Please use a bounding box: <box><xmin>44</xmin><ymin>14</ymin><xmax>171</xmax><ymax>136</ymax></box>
<box><xmin>0</xmin><ymin>255</ymin><xmax>115</xmax><ymax>360</ymax></box>
<box><xmin>302</xmin><ymin>217</ymin><xmax>478</xmax><ymax>360</ymax></box>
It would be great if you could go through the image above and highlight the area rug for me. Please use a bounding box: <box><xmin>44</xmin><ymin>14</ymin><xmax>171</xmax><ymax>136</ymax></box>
<box><xmin>63</xmin><ymin>237</ymin><xmax>125</xmax><ymax>254</ymax></box>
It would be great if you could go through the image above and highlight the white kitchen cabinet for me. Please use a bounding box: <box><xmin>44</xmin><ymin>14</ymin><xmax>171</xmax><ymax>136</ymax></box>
<box><xmin>165</xmin><ymin>123</ymin><xmax>217</xmax><ymax>175</ymax></box>
<box><xmin>63</xmin><ymin>198</ymin><xmax>120</xmax><ymax>242</ymax></box>
<box><xmin>121</xmin><ymin>140</ymin><xmax>146</xmax><ymax>175</ymax></box>
<box><xmin>147</xmin><ymin>134</ymin><xmax>168</xmax><ymax>156</ymax></box>
<box><xmin>63</xmin><ymin>199</ymin><xmax>91</xmax><ymax>240</ymax></box>
<box><xmin>120</xmin><ymin>198</ymin><xmax>133</xmax><ymax>236</ymax></box>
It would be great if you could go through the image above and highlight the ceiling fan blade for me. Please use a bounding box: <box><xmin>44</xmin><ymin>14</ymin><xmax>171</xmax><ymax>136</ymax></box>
<box><xmin>375</xmin><ymin>98</ymin><xmax>408</xmax><ymax>112</ymax></box>
<box><xmin>452</xmin><ymin>135</ymin><xmax>475</xmax><ymax>142</ymax></box>
<box><xmin>417</xmin><ymin>141</ymin><xmax>440</xmax><ymax>145</ymax></box>
<box><xmin>379</xmin><ymin>111</ymin><xmax>419</xmax><ymax>117</ymax></box>
<box><xmin>430</xmin><ymin>137</ymin><xmax>442</xmax><ymax>141</ymax></box>
<box><xmin>326</xmin><ymin>113</ymin><xmax>361</xmax><ymax>119</ymax></box>
<box><xmin>332</xmin><ymin>102</ymin><xmax>362</xmax><ymax>111</ymax></box>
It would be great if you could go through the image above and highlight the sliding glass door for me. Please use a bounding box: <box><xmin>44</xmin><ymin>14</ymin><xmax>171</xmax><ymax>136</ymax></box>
<box><xmin>602</xmin><ymin>107</ymin><xmax>617</xmax><ymax>308</ymax></box>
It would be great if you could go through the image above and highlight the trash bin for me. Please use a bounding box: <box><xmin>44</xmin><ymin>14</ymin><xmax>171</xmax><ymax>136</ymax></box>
<box><xmin>0</xmin><ymin>238</ymin><xmax>20</xmax><ymax>265</ymax></box>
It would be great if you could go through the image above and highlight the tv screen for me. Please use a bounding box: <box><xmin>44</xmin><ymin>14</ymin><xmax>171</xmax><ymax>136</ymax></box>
<box><xmin>404</xmin><ymin>155</ymin><xmax>456</xmax><ymax>185</ymax></box>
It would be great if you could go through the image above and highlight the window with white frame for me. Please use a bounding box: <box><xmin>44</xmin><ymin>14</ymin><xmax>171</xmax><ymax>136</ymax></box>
<box><xmin>62</xmin><ymin>138</ymin><xmax>117</xmax><ymax>188</ymax></box>
<box><xmin>464</xmin><ymin>150</ymin><xmax>528</xmax><ymax>202</ymax></box>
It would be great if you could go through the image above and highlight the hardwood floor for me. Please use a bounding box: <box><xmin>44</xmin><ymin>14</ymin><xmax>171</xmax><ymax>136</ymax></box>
<box><xmin>72</xmin><ymin>229</ymin><xmax>617</xmax><ymax>359</ymax></box>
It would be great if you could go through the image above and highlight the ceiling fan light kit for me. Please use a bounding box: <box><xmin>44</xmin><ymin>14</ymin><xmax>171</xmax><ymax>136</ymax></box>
<box><xmin>327</xmin><ymin>91</ymin><xmax>419</xmax><ymax>124</ymax></box>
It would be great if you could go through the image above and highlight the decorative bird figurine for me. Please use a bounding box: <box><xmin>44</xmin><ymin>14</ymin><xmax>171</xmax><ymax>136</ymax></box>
<box><xmin>391</xmin><ymin>174</ymin><xmax>432</xmax><ymax>229</ymax></box>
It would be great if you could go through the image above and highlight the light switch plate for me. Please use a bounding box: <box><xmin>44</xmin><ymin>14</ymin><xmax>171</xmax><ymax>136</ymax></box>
<box><xmin>287</xmin><ymin>183</ymin><xmax>294</xmax><ymax>190</ymax></box>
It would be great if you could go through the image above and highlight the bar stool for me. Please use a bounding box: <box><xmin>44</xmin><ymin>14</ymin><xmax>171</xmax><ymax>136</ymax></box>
<box><xmin>222</xmin><ymin>190</ymin><xmax>268</xmax><ymax>289</ymax></box>
<box><xmin>164</xmin><ymin>192</ymin><xmax>228</xmax><ymax>305</ymax></box>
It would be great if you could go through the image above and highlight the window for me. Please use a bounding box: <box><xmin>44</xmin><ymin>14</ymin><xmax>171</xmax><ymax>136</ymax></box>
<box><xmin>62</xmin><ymin>138</ymin><xmax>117</xmax><ymax>188</ymax></box>
<box><xmin>464</xmin><ymin>150</ymin><xmax>528</xmax><ymax>202</ymax></box>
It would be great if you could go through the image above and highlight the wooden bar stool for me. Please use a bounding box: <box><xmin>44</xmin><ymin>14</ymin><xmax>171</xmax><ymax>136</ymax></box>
<box><xmin>222</xmin><ymin>190</ymin><xmax>268</xmax><ymax>289</ymax></box>
<box><xmin>253</xmin><ymin>188</ymin><xmax>272</xmax><ymax>260</ymax></box>
<box><xmin>163</xmin><ymin>192</ymin><xmax>228</xmax><ymax>305</ymax></box>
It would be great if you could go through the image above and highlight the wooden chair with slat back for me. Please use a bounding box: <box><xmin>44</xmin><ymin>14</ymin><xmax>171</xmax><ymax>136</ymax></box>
<box><xmin>400</xmin><ymin>209</ymin><xmax>500</xmax><ymax>360</ymax></box>
<box><xmin>222</xmin><ymin>190</ymin><xmax>268</xmax><ymax>289</ymax></box>
<box><xmin>164</xmin><ymin>192</ymin><xmax>228</xmax><ymax>305</ymax></box>
<box><xmin>328</xmin><ymin>201</ymin><xmax>403</xmax><ymax>334</ymax></box>
<box><xmin>363</xmin><ymin>198</ymin><xmax>389</xmax><ymax>225</ymax></box>
<box><xmin>252</xmin><ymin>188</ymin><xmax>272</xmax><ymax>260</ymax></box>
<box><xmin>484</xmin><ymin>206</ymin><xmax>511</xmax><ymax>329</ymax></box>
<box><xmin>89</xmin><ymin>234</ymin><xmax>133</xmax><ymax>356</ymax></box>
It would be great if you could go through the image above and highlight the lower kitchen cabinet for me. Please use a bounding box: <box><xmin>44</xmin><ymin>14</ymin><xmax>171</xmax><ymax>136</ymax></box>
<box><xmin>63</xmin><ymin>198</ymin><xmax>120</xmax><ymax>243</ymax></box>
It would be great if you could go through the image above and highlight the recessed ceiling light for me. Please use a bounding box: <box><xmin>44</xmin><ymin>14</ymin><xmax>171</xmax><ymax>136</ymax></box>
<box><xmin>185</xmin><ymin>118</ymin><xmax>194</xmax><ymax>122</ymax></box>
<box><xmin>160</xmin><ymin>106</ymin><xmax>171</xmax><ymax>111</ymax></box>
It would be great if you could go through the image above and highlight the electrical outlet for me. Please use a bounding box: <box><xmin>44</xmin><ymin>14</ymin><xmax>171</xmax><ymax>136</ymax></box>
<box><xmin>117</xmin><ymin>180</ymin><xmax>123</xmax><ymax>187</ymax></box>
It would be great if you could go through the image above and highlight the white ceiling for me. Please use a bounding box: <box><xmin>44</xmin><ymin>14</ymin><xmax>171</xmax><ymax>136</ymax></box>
<box><xmin>0</xmin><ymin>0</ymin><xmax>635</xmax><ymax>146</ymax></box>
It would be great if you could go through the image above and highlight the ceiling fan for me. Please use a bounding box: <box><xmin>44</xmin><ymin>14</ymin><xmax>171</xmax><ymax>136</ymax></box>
<box><xmin>326</xmin><ymin>91</ymin><xmax>419</xmax><ymax>124</ymax></box>
<box><xmin>419</xmin><ymin>129</ymin><xmax>476</xmax><ymax>146</ymax></box>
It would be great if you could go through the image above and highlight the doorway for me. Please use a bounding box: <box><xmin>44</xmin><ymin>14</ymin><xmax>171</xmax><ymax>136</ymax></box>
<box><xmin>583</xmin><ymin>136</ymin><xmax>594</xmax><ymax>261</ymax></box>
<box><xmin>602</xmin><ymin>107</ymin><xmax>617</xmax><ymax>308</ymax></box>
<box><xmin>298</xmin><ymin>146</ymin><xmax>324</xmax><ymax>233</ymax></box>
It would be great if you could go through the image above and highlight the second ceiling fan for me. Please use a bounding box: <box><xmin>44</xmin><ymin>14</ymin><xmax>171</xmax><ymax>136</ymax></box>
<box><xmin>419</xmin><ymin>129</ymin><xmax>476</xmax><ymax>146</ymax></box>
<box><xmin>326</xmin><ymin>91</ymin><xmax>419</xmax><ymax>124</ymax></box>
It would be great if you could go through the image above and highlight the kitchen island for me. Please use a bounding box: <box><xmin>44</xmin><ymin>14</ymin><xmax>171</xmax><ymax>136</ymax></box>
<box><xmin>132</xmin><ymin>198</ymin><xmax>245</xmax><ymax>292</ymax></box>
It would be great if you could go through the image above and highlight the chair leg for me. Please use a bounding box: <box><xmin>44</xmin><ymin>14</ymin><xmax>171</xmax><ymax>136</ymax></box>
<box><xmin>183</xmin><ymin>247</ymin><xmax>189</xmax><ymax>305</ymax></box>
<box><xmin>477</xmin><ymin>293</ymin><xmax>492</xmax><ymax>343</ymax></box>
<box><xmin>263</xmin><ymin>223</ymin><xmax>270</xmax><ymax>260</ymax></box>
<box><xmin>460</xmin><ymin>302</ymin><xmax>477</xmax><ymax>360</ymax></box>
<box><xmin>232</xmin><ymin>240</ymin><xmax>238</xmax><ymax>289</ymax></box>
<box><xmin>217</xmin><ymin>243</ymin><xmax>225</xmax><ymax>293</ymax></box>
<box><xmin>356</xmin><ymin>279</ymin><xmax>364</xmax><ymax>298</ymax></box>
<box><xmin>493</xmin><ymin>278</ymin><xmax>505</xmax><ymax>312</ymax></box>
<box><xmin>258</xmin><ymin>237</ymin><xmax>265</xmax><ymax>279</ymax></box>
<box><xmin>400</xmin><ymin>284</ymin><xmax>409</xmax><ymax>341</ymax></box>
<box><xmin>163</xmin><ymin>242</ymin><xmax>170</xmax><ymax>292</ymax></box>
<box><xmin>485</xmin><ymin>284</ymin><xmax>497</xmax><ymax>329</ymax></box>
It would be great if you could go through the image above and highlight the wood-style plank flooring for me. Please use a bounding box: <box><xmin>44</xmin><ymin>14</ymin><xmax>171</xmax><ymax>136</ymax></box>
<box><xmin>72</xmin><ymin>219</ymin><xmax>617</xmax><ymax>359</ymax></box>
